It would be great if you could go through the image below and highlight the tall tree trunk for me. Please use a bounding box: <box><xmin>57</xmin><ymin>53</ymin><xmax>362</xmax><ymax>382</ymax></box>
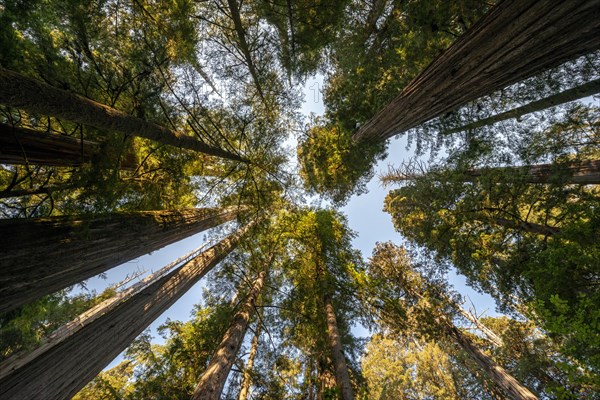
<box><xmin>384</xmin><ymin>160</ymin><xmax>600</xmax><ymax>186</ymax></box>
<box><xmin>226</xmin><ymin>0</ymin><xmax>266</xmax><ymax>102</ymax></box>
<box><xmin>323</xmin><ymin>294</ymin><xmax>355</xmax><ymax>400</ymax></box>
<box><xmin>238</xmin><ymin>323</ymin><xmax>261</xmax><ymax>400</ymax></box>
<box><xmin>0</xmin><ymin>242</ymin><xmax>202</xmax><ymax>377</ymax></box>
<box><xmin>191</xmin><ymin>265</ymin><xmax>269</xmax><ymax>399</ymax></box>
<box><xmin>444</xmin><ymin>322</ymin><xmax>538</xmax><ymax>400</ymax></box>
<box><xmin>0</xmin><ymin>206</ymin><xmax>246</xmax><ymax>313</ymax></box>
<box><xmin>442</xmin><ymin>79</ymin><xmax>600</xmax><ymax>135</ymax></box>
<box><xmin>0</xmin><ymin>67</ymin><xmax>247</xmax><ymax>163</ymax></box>
<box><xmin>353</xmin><ymin>0</ymin><xmax>600</xmax><ymax>142</ymax></box>
<box><xmin>0</xmin><ymin>220</ymin><xmax>256</xmax><ymax>400</ymax></box>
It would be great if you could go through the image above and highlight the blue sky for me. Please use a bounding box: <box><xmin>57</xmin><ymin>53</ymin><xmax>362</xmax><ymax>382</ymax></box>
<box><xmin>90</xmin><ymin>74</ymin><xmax>499</xmax><ymax>370</ymax></box>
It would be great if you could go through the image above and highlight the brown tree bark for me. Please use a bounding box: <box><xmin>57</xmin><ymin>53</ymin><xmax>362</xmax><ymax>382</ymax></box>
<box><xmin>0</xmin><ymin>220</ymin><xmax>256</xmax><ymax>400</ymax></box>
<box><xmin>191</xmin><ymin>265</ymin><xmax>269</xmax><ymax>399</ymax></box>
<box><xmin>237</xmin><ymin>323</ymin><xmax>261</xmax><ymax>400</ymax></box>
<box><xmin>442</xmin><ymin>79</ymin><xmax>600</xmax><ymax>135</ymax></box>
<box><xmin>353</xmin><ymin>0</ymin><xmax>600</xmax><ymax>142</ymax></box>
<box><xmin>0</xmin><ymin>67</ymin><xmax>247</xmax><ymax>163</ymax></box>
<box><xmin>444</xmin><ymin>322</ymin><xmax>538</xmax><ymax>400</ymax></box>
<box><xmin>0</xmin><ymin>206</ymin><xmax>246</xmax><ymax>313</ymax></box>
<box><xmin>323</xmin><ymin>294</ymin><xmax>355</xmax><ymax>400</ymax></box>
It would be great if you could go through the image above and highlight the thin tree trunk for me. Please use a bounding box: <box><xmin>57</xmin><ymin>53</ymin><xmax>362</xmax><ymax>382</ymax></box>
<box><xmin>384</xmin><ymin>160</ymin><xmax>600</xmax><ymax>186</ymax></box>
<box><xmin>488</xmin><ymin>216</ymin><xmax>560</xmax><ymax>236</ymax></box>
<box><xmin>353</xmin><ymin>0</ymin><xmax>600</xmax><ymax>142</ymax></box>
<box><xmin>191</xmin><ymin>265</ymin><xmax>269</xmax><ymax>399</ymax></box>
<box><xmin>0</xmin><ymin>67</ymin><xmax>247</xmax><ymax>163</ymax></box>
<box><xmin>443</xmin><ymin>79</ymin><xmax>600</xmax><ymax>135</ymax></box>
<box><xmin>226</xmin><ymin>0</ymin><xmax>266</xmax><ymax>102</ymax></box>
<box><xmin>0</xmin><ymin>221</ymin><xmax>256</xmax><ymax>400</ymax></box>
<box><xmin>238</xmin><ymin>323</ymin><xmax>261</xmax><ymax>400</ymax></box>
<box><xmin>323</xmin><ymin>294</ymin><xmax>355</xmax><ymax>400</ymax></box>
<box><xmin>0</xmin><ymin>184</ymin><xmax>73</xmax><ymax>199</ymax></box>
<box><xmin>0</xmin><ymin>206</ymin><xmax>246</xmax><ymax>313</ymax></box>
<box><xmin>444</xmin><ymin>322</ymin><xmax>538</xmax><ymax>400</ymax></box>
<box><xmin>455</xmin><ymin>304</ymin><xmax>504</xmax><ymax>348</ymax></box>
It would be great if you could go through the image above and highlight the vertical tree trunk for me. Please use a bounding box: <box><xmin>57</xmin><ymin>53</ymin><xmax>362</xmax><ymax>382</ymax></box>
<box><xmin>238</xmin><ymin>323</ymin><xmax>261</xmax><ymax>400</ymax></box>
<box><xmin>191</xmin><ymin>265</ymin><xmax>269</xmax><ymax>400</ymax></box>
<box><xmin>353</xmin><ymin>0</ymin><xmax>600</xmax><ymax>142</ymax></box>
<box><xmin>323</xmin><ymin>294</ymin><xmax>355</xmax><ymax>400</ymax></box>
<box><xmin>0</xmin><ymin>206</ymin><xmax>246</xmax><ymax>313</ymax></box>
<box><xmin>442</xmin><ymin>79</ymin><xmax>600</xmax><ymax>135</ymax></box>
<box><xmin>0</xmin><ymin>220</ymin><xmax>256</xmax><ymax>400</ymax></box>
<box><xmin>0</xmin><ymin>67</ymin><xmax>247</xmax><ymax>163</ymax></box>
<box><xmin>444</xmin><ymin>322</ymin><xmax>538</xmax><ymax>400</ymax></box>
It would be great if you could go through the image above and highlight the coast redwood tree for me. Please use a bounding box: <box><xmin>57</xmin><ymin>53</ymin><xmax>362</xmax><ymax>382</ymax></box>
<box><xmin>0</xmin><ymin>206</ymin><xmax>246</xmax><ymax>313</ymax></box>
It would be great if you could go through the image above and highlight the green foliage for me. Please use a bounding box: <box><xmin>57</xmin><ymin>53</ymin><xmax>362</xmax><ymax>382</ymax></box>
<box><xmin>297</xmin><ymin>120</ymin><xmax>387</xmax><ymax>204</ymax></box>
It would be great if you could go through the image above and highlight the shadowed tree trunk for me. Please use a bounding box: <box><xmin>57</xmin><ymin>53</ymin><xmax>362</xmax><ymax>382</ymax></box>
<box><xmin>353</xmin><ymin>0</ymin><xmax>600</xmax><ymax>142</ymax></box>
<box><xmin>0</xmin><ymin>206</ymin><xmax>246</xmax><ymax>313</ymax></box>
<box><xmin>0</xmin><ymin>220</ymin><xmax>256</xmax><ymax>400</ymax></box>
<box><xmin>191</xmin><ymin>264</ymin><xmax>269</xmax><ymax>399</ymax></box>
<box><xmin>238</xmin><ymin>323</ymin><xmax>261</xmax><ymax>400</ymax></box>
<box><xmin>383</xmin><ymin>160</ymin><xmax>600</xmax><ymax>186</ymax></box>
<box><xmin>0</xmin><ymin>123</ymin><xmax>137</xmax><ymax>169</ymax></box>
<box><xmin>323</xmin><ymin>294</ymin><xmax>355</xmax><ymax>400</ymax></box>
<box><xmin>0</xmin><ymin>243</ymin><xmax>203</xmax><ymax>378</ymax></box>
<box><xmin>0</xmin><ymin>184</ymin><xmax>73</xmax><ymax>199</ymax></box>
<box><xmin>442</xmin><ymin>79</ymin><xmax>600</xmax><ymax>135</ymax></box>
<box><xmin>0</xmin><ymin>67</ymin><xmax>247</xmax><ymax>163</ymax></box>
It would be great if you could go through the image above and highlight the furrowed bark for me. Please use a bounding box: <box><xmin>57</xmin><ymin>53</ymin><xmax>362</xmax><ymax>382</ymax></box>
<box><xmin>238</xmin><ymin>323</ymin><xmax>261</xmax><ymax>400</ymax></box>
<box><xmin>0</xmin><ymin>220</ymin><xmax>256</xmax><ymax>400</ymax></box>
<box><xmin>443</xmin><ymin>79</ymin><xmax>600</xmax><ymax>135</ymax></box>
<box><xmin>191</xmin><ymin>265</ymin><xmax>269</xmax><ymax>399</ymax></box>
<box><xmin>0</xmin><ymin>67</ymin><xmax>247</xmax><ymax>163</ymax></box>
<box><xmin>323</xmin><ymin>294</ymin><xmax>355</xmax><ymax>400</ymax></box>
<box><xmin>353</xmin><ymin>0</ymin><xmax>600</xmax><ymax>142</ymax></box>
<box><xmin>0</xmin><ymin>206</ymin><xmax>246</xmax><ymax>313</ymax></box>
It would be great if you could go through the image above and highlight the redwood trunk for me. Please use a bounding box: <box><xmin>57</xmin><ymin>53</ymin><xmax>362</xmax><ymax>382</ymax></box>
<box><xmin>353</xmin><ymin>0</ymin><xmax>600</xmax><ymax>142</ymax></box>
<box><xmin>0</xmin><ymin>221</ymin><xmax>255</xmax><ymax>400</ymax></box>
<box><xmin>0</xmin><ymin>68</ymin><xmax>247</xmax><ymax>163</ymax></box>
<box><xmin>323</xmin><ymin>295</ymin><xmax>355</xmax><ymax>400</ymax></box>
<box><xmin>238</xmin><ymin>323</ymin><xmax>261</xmax><ymax>400</ymax></box>
<box><xmin>191</xmin><ymin>266</ymin><xmax>268</xmax><ymax>400</ymax></box>
<box><xmin>0</xmin><ymin>206</ymin><xmax>245</xmax><ymax>313</ymax></box>
<box><xmin>445</xmin><ymin>322</ymin><xmax>538</xmax><ymax>400</ymax></box>
<box><xmin>0</xmin><ymin>123</ymin><xmax>100</xmax><ymax>167</ymax></box>
<box><xmin>443</xmin><ymin>79</ymin><xmax>600</xmax><ymax>135</ymax></box>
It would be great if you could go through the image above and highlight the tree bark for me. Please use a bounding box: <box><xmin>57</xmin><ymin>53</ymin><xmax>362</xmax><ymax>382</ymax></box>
<box><xmin>0</xmin><ymin>220</ymin><xmax>256</xmax><ymax>400</ymax></box>
<box><xmin>191</xmin><ymin>265</ymin><xmax>269</xmax><ymax>399</ymax></box>
<box><xmin>323</xmin><ymin>294</ymin><xmax>355</xmax><ymax>400</ymax></box>
<box><xmin>442</xmin><ymin>79</ymin><xmax>600</xmax><ymax>135</ymax></box>
<box><xmin>444</xmin><ymin>322</ymin><xmax>538</xmax><ymax>400</ymax></box>
<box><xmin>0</xmin><ymin>67</ymin><xmax>247</xmax><ymax>163</ymax></box>
<box><xmin>353</xmin><ymin>0</ymin><xmax>600</xmax><ymax>142</ymax></box>
<box><xmin>0</xmin><ymin>206</ymin><xmax>246</xmax><ymax>313</ymax></box>
<box><xmin>237</xmin><ymin>323</ymin><xmax>260</xmax><ymax>400</ymax></box>
<box><xmin>226</xmin><ymin>0</ymin><xmax>266</xmax><ymax>102</ymax></box>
